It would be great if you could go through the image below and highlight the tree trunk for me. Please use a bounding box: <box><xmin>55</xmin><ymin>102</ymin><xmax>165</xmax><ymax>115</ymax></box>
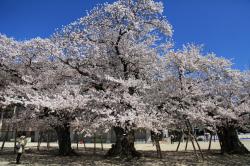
<box><xmin>106</xmin><ymin>127</ymin><xmax>140</xmax><ymax>158</ymax></box>
<box><xmin>76</xmin><ymin>132</ymin><xmax>79</xmax><ymax>150</ymax></box>
<box><xmin>155</xmin><ymin>138</ymin><xmax>162</xmax><ymax>158</ymax></box>
<box><xmin>176</xmin><ymin>131</ymin><xmax>183</xmax><ymax>152</ymax></box>
<box><xmin>185</xmin><ymin>136</ymin><xmax>189</xmax><ymax>151</ymax></box>
<box><xmin>217</xmin><ymin>126</ymin><xmax>249</xmax><ymax>154</ymax></box>
<box><xmin>14</xmin><ymin>128</ymin><xmax>17</xmax><ymax>153</ymax></box>
<box><xmin>1</xmin><ymin>126</ymin><xmax>10</xmax><ymax>151</ymax></box>
<box><xmin>55</xmin><ymin>124</ymin><xmax>73</xmax><ymax>156</ymax></box>
<box><xmin>37</xmin><ymin>131</ymin><xmax>42</xmax><ymax>151</ymax></box>
<box><xmin>83</xmin><ymin>137</ymin><xmax>86</xmax><ymax>151</ymax></box>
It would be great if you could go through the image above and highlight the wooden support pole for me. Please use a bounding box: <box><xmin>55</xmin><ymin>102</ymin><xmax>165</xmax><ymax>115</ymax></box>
<box><xmin>0</xmin><ymin>109</ymin><xmax>4</xmax><ymax>150</ymax></box>
<box><xmin>190</xmin><ymin>134</ymin><xmax>199</xmax><ymax>160</ymax></box>
<box><xmin>185</xmin><ymin>135</ymin><xmax>189</xmax><ymax>151</ymax></box>
<box><xmin>185</xmin><ymin>121</ymin><xmax>199</xmax><ymax>160</ymax></box>
<box><xmin>100</xmin><ymin>135</ymin><xmax>103</xmax><ymax>151</ymax></box>
<box><xmin>0</xmin><ymin>109</ymin><xmax>4</xmax><ymax>131</ymax></box>
<box><xmin>186</xmin><ymin>120</ymin><xmax>204</xmax><ymax>160</ymax></box>
<box><xmin>47</xmin><ymin>131</ymin><xmax>50</xmax><ymax>149</ymax></box>
<box><xmin>193</xmin><ymin>134</ymin><xmax>204</xmax><ymax>160</ymax></box>
<box><xmin>208</xmin><ymin>134</ymin><xmax>212</xmax><ymax>151</ymax></box>
<box><xmin>155</xmin><ymin>140</ymin><xmax>158</xmax><ymax>157</ymax></box>
<box><xmin>93</xmin><ymin>134</ymin><xmax>96</xmax><ymax>154</ymax></box>
<box><xmin>176</xmin><ymin>138</ymin><xmax>181</xmax><ymax>152</ymax></box>
<box><xmin>13</xmin><ymin>106</ymin><xmax>17</xmax><ymax>153</ymax></box>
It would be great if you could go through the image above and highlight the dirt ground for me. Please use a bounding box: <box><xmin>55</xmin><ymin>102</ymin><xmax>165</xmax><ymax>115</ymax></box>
<box><xmin>0</xmin><ymin>141</ymin><xmax>250</xmax><ymax>166</ymax></box>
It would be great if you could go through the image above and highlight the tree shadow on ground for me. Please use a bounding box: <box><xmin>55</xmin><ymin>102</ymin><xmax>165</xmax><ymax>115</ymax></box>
<box><xmin>0</xmin><ymin>148</ymin><xmax>250</xmax><ymax>166</ymax></box>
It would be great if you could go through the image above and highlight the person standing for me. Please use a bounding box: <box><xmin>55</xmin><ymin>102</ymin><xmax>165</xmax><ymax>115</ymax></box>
<box><xmin>16</xmin><ymin>133</ymin><xmax>27</xmax><ymax>164</ymax></box>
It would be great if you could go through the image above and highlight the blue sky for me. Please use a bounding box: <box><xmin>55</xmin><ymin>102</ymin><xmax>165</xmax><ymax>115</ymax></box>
<box><xmin>0</xmin><ymin>0</ymin><xmax>250</xmax><ymax>70</ymax></box>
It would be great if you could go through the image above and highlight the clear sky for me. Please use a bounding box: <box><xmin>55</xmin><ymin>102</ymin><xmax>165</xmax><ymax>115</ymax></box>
<box><xmin>0</xmin><ymin>0</ymin><xmax>250</xmax><ymax>70</ymax></box>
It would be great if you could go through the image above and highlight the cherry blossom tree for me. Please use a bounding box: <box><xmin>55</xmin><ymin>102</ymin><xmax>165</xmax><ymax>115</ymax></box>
<box><xmin>52</xmin><ymin>0</ymin><xmax>172</xmax><ymax>158</ymax></box>
<box><xmin>158</xmin><ymin>45</ymin><xmax>249</xmax><ymax>154</ymax></box>
<box><xmin>151</xmin><ymin>45</ymin><xmax>215</xmax><ymax>130</ymax></box>
<box><xmin>0</xmin><ymin>35</ymin><xmax>82</xmax><ymax>155</ymax></box>
<box><xmin>202</xmin><ymin>66</ymin><xmax>249</xmax><ymax>154</ymax></box>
